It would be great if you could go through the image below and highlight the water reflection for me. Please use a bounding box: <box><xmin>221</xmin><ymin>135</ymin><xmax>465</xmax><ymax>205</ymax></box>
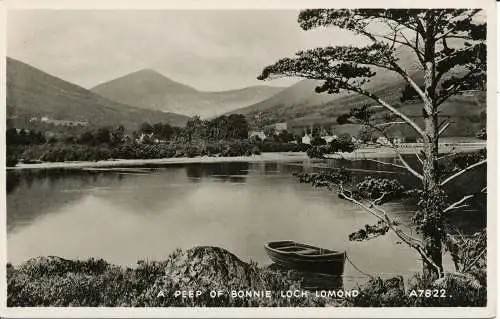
<box><xmin>6</xmin><ymin>158</ymin><xmax>486</xmax><ymax>286</ymax></box>
<box><xmin>185</xmin><ymin>162</ymin><xmax>249</xmax><ymax>183</ymax></box>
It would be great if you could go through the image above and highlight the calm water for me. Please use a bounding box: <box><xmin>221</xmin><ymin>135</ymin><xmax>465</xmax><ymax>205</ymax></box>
<box><xmin>7</xmin><ymin>158</ymin><xmax>486</xmax><ymax>287</ymax></box>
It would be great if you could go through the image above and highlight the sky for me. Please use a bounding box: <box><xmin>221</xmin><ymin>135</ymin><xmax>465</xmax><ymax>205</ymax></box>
<box><xmin>7</xmin><ymin>10</ymin><xmax>366</xmax><ymax>91</ymax></box>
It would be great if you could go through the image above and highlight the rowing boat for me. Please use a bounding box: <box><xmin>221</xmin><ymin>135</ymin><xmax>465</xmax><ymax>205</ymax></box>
<box><xmin>264</xmin><ymin>240</ymin><xmax>346</xmax><ymax>275</ymax></box>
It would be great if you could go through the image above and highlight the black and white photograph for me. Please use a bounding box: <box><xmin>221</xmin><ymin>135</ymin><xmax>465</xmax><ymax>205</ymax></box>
<box><xmin>2</xmin><ymin>0</ymin><xmax>496</xmax><ymax>317</ymax></box>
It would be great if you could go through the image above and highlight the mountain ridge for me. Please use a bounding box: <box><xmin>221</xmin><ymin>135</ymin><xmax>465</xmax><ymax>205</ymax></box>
<box><xmin>90</xmin><ymin>69</ymin><xmax>285</xmax><ymax>118</ymax></box>
<box><xmin>7</xmin><ymin>57</ymin><xmax>190</xmax><ymax>133</ymax></box>
<box><xmin>228</xmin><ymin>39</ymin><xmax>485</xmax><ymax>138</ymax></box>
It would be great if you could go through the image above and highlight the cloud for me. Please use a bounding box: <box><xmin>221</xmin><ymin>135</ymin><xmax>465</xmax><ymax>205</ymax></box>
<box><xmin>8</xmin><ymin>10</ymin><xmax>364</xmax><ymax>91</ymax></box>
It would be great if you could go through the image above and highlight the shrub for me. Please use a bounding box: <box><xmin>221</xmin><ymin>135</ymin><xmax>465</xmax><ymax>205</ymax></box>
<box><xmin>311</xmin><ymin>136</ymin><xmax>327</xmax><ymax>146</ymax></box>
<box><xmin>306</xmin><ymin>146</ymin><xmax>329</xmax><ymax>159</ymax></box>
<box><xmin>6</xmin><ymin>155</ymin><xmax>18</xmax><ymax>167</ymax></box>
<box><xmin>251</xmin><ymin>146</ymin><xmax>261</xmax><ymax>155</ymax></box>
<box><xmin>7</xmin><ymin>248</ymin><xmax>343</xmax><ymax>307</ymax></box>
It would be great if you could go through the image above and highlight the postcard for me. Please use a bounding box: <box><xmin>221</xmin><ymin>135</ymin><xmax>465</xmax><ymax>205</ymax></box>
<box><xmin>1</xmin><ymin>0</ymin><xmax>496</xmax><ymax>317</ymax></box>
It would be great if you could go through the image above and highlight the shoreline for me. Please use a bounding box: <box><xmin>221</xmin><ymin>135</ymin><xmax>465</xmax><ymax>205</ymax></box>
<box><xmin>9</xmin><ymin>142</ymin><xmax>486</xmax><ymax>170</ymax></box>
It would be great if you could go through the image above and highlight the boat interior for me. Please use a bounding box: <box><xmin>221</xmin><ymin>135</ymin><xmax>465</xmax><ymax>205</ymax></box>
<box><xmin>269</xmin><ymin>241</ymin><xmax>336</xmax><ymax>255</ymax></box>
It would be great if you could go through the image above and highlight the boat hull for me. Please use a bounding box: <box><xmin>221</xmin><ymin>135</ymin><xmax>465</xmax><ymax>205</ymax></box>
<box><xmin>264</xmin><ymin>241</ymin><xmax>346</xmax><ymax>275</ymax></box>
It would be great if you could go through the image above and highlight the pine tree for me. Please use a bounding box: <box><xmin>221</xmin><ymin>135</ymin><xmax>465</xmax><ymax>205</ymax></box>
<box><xmin>259</xmin><ymin>9</ymin><xmax>487</xmax><ymax>277</ymax></box>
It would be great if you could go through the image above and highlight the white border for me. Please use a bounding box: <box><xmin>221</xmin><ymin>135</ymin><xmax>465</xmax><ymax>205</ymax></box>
<box><xmin>0</xmin><ymin>0</ymin><xmax>497</xmax><ymax>318</ymax></box>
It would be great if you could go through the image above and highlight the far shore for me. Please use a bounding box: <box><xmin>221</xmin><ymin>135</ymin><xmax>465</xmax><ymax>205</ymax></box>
<box><xmin>9</xmin><ymin>142</ymin><xmax>486</xmax><ymax>170</ymax></box>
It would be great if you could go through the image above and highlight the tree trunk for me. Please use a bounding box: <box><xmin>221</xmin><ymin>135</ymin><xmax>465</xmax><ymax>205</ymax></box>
<box><xmin>421</xmin><ymin>16</ymin><xmax>444</xmax><ymax>277</ymax></box>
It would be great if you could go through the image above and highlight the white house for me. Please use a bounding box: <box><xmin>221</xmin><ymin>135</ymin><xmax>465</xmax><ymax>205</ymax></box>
<box><xmin>302</xmin><ymin>134</ymin><xmax>312</xmax><ymax>145</ymax></box>
<box><xmin>249</xmin><ymin>131</ymin><xmax>266</xmax><ymax>141</ymax></box>
<box><xmin>323</xmin><ymin>135</ymin><xmax>338</xmax><ymax>143</ymax></box>
<box><xmin>393</xmin><ymin>137</ymin><xmax>403</xmax><ymax>145</ymax></box>
<box><xmin>376</xmin><ymin>136</ymin><xmax>391</xmax><ymax>146</ymax></box>
<box><xmin>275</xmin><ymin>122</ymin><xmax>288</xmax><ymax>133</ymax></box>
<box><xmin>136</xmin><ymin>132</ymin><xmax>154</xmax><ymax>144</ymax></box>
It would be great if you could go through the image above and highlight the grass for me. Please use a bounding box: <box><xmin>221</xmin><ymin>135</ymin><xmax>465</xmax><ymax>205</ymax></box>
<box><xmin>7</xmin><ymin>246</ymin><xmax>487</xmax><ymax>307</ymax></box>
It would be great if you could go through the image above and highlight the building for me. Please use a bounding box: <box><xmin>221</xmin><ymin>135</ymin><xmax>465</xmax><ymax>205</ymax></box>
<box><xmin>136</xmin><ymin>132</ymin><xmax>154</xmax><ymax>144</ymax></box>
<box><xmin>323</xmin><ymin>135</ymin><xmax>338</xmax><ymax>143</ymax></box>
<box><xmin>249</xmin><ymin>131</ymin><xmax>266</xmax><ymax>141</ymax></box>
<box><xmin>275</xmin><ymin>122</ymin><xmax>288</xmax><ymax>133</ymax></box>
<box><xmin>376</xmin><ymin>136</ymin><xmax>391</xmax><ymax>146</ymax></box>
<box><xmin>40</xmin><ymin>116</ymin><xmax>88</xmax><ymax>127</ymax></box>
<box><xmin>393</xmin><ymin>137</ymin><xmax>404</xmax><ymax>145</ymax></box>
<box><xmin>301</xmin><ymin>134</ymin><xmax>312</xmax><ymax>145</ymax></box>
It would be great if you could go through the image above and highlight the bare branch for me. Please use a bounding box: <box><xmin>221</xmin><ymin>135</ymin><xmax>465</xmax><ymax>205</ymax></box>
<box><xmin>375</xmin><ymin>121</ymin><xmax>406</xmax><ymax>127</ymax></box>
<box><xmin>435</xmin><ymin>9</ymin><xmax>482</xmax><ymax>40</ymax></box>
<box><xmin>415</xmin><ymin>153</ymin><xmax>424</xmax><ymax>165</ymax></box>
<box><xmin>462</xmin><ymin>247</ymin><xmax>486</xmax><ymax>273</ymax></box>
<box><xmin>357</xmin><ymin>29</ymin><xmax>429</xmax><ymax>103</ymax></box>
<box><xmin>438</xmin><ymin>122</ymin><xmax>452</xmax><ymax>136</ymax></box>
<box><xmin>399</xmin><ymin>30</ymin><xmax>425</xmax><ymax>64</ymax></box>
<box><xmin>373</xmin><ymin>191</ymin><xmax>387</xmax><ymax>205</ymax></box>
<box><xmin>365</xmin><ymin>159</ymin><xmax>406</xmax><ymax>170</ymax></box>
<box><xmin>438</xmin><ymin>152</ymin><xmax>457</xmax><ymax>161</ymax></box>
<box><xmin>436</xmin><ymin>69</ymin><xmax>481</xmax><ymax>106</ymax></box>
<box><xmin>441</xmin><ymin>159</ymin><xmax>487</xmax><ymax>186</ymax></box>
<box><xmin>345</xmin><ymin>83</ymin><xmax>426</xmax><ymax>138</ymax></box>
<box><xmin>436</xmin><ymin>44</ymin><xmax>483</xmax><ymax>66</ymax></box>
<box><xmin>443</xmin><ymin>194</ymin><xmax>475</xmax><ymax>213</ymax></box>
<box><xmin>364</xmin><ymin>122</ymin><xmax>424</xmax><ymax>180</ymax></box>
<box><xmin>370</xmin><ymin>205</ymin><xmax>423</xmax><ymax>244</ymax></box>
<box><xmin>339</xmin><ymin>185</ymin><xmax>441</xmax><ymax>276</ymax></box>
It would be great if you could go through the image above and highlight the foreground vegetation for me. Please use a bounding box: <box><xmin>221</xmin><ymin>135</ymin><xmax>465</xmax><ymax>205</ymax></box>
<box><xmin>7</xmin><ymin>245</ymin><xmax>486</xmax><ymax>307</ymax></box>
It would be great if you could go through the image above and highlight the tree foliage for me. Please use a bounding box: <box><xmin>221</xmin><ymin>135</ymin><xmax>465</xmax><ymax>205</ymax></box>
<box><xmin>259</xmin><ymin>9</ymin><xmax>487</xmax><ymax>278</ymax></box>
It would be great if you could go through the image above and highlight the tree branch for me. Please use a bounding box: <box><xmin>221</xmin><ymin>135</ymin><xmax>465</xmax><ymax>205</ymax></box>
<box><xmin>339</xmin><ymin>185</ymin><xmax>441</xmax><ymax>276</ymax></box>
<box><xmin>435</xmin><ymin>9</ymin><xmax>482</xmax><ymax>40</ymax></box>
<box><xmin>462</xmin><ymin>247</ymin><xmax>486</xmax><ymax>273</ymax></box>
<box><xmin>443</xmin><ymin>194</ymin><xmax>475</xmax><ymax>213</ymax></box>
<box><xmin>375</xmin><ymin>121</ymin><xmax>406</xmax><ymax>127</ymax></box>
<box><xmin>438</xmin><ymin>152</ymin><xmax>457</xmax><ymax>161</ymax></box>
<box><xmin>364</xmin><ymin>122</ymin><xmax>424</xmax><ymax>180</ymax></box>
<box><xmin>441</xmin><ymin>159</ymin><xmax>487</xmax><ymax>186</ymax></box>
<box><xmin>345</xmin><ymin>83</ymin><xmax>426</xmax><ymax>138</ymax></box>
<box><xmin>360</xmin><ymin>31</ymin><xmax>429</xmax><ymax>103</ymax></box>
<box><xmin>438</xmin><ymin>121</ymin><xmax>451</xmax><ymax>136</ymax></box>
<box><xmin>365</xmin><ymin>159</ymin><xmax>407</xmax><ymax>170</ymax></box>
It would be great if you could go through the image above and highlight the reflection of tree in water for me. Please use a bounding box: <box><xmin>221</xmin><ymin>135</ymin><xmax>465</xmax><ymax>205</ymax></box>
<box><xmin>7</xmin><ymin>169</ymin><xmax>126</xmax><ymax>194</ymax></box>
<box><xmin>7</xmin><ymin>168</ymin><xmax>128</xmax><ymax>232</ymax></box>
<box><xmin>185</xmin><ymin>162</ymin><xmax>249</xmax><ymax>183</ymax></box>
<box><xmin>6</xmin><ymin>171</ymin><xmax>21</xmax><ymax>194</ymax></box>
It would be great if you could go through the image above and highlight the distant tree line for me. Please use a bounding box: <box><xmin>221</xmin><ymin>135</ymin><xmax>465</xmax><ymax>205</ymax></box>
<box><xmin>6</xmin><ymin>114</ymin><xmax>332</xmax><ymax>166</ymax></box>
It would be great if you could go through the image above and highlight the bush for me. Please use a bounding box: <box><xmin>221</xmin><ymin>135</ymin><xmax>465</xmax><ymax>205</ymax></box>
<box><xmin>311</xmin><ymin>136</ymin><xmax>327</xmax><ymax>146</ymax></box>
<box><xmin>7</xmin><ymin>248</ymin><xmax>342</xmax><ymax>307</ymax></box>
<box><xmin>183</xmin><ymin>146</ymin><xmax>201</xmax><ymax>158</ymax></box>
<box><xmin>6</xmin><ymin>155</ymin><xmax>19</xmax><ymax>167</ymax></box>
<box><xmin>330</xmin><ymin>139</ymin><xmax>355</xmax><ymax>153</ymax></box>
<box><xmin>306</xmin><ymin>146</ymin><xmax>329</xmax><ymax>159</ymax></box>
<box><xmin>350</xmin><ymin>273</ymin><xmax>487</xmax><ymax>307</ymax></box>
<box><xmin>251</xmin><ymin>146</ymin><xmax>261</xmax><ymax>155</ymax></box>
<box><xmin>14</xmin><ymin>136</ymin><xmax>314</xmax><ymax>164</ymax></box>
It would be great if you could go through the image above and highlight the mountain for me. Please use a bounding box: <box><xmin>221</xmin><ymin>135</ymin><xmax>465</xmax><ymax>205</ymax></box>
<box><xmin>232</xmin><ymin>41</ymin><xmax>485</xmax><ymax>138</ymax></box>
<box><xmin>90</xmin><ymin>69</ymin><xmax>284</xmax><ymax>118</ymax></box>
<box><xmin>7</xmin><ymin>58</ymin><xmax>190</xmax><ymax>132</ymax></box>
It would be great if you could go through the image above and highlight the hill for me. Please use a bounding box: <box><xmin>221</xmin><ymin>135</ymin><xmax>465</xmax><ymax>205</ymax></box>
<box><xmin>90</xmin><ymin>69</ymin><xmax>284</xmax><ymax>118</ymax></box>
<box><xmin>232</xmin><ymin>42</ymin><xmax>485</xmax><ymax>138</ymax></box>
<box><xmin>6</xmin><ymin>58</ymin><xmax>190</xmax><ymax>133</ymax></box>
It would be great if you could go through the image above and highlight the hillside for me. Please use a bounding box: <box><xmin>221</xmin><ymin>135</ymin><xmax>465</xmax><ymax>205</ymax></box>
<box><xmin>6</xmin><ymin>58</ymin><xmax>190</xmax><ymax>133</ymax></box>
<box><xmin>90</xmin><ymin>69</ymin><xmax>284</xmax><ymax>118</ymax></box>
<box><xmin>232</xmin><ymin>41</ymin><xmax>485</xmax><ymax>138</ymax></box>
